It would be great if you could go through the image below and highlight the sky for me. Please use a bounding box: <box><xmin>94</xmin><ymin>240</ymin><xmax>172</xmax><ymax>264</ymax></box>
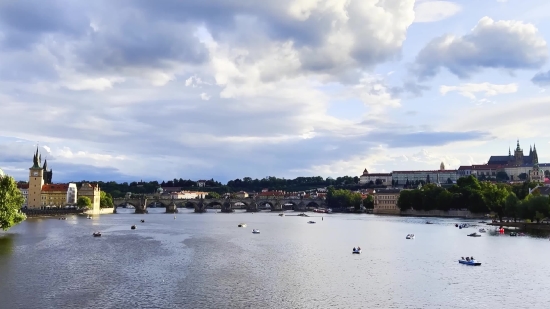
<box><xmin>1</xmin><ymin>0</ymin><xmax>550</xmax><ymax>183</ymax></box>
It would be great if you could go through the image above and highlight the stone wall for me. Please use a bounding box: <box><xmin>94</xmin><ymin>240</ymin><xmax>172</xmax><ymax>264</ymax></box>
<box><xmin>400</xmin><ymin>209</ymin><xmax>482</xmax><ymax>218</ymax></box>
<box><xmin>85</xmin><ymin>207</ymin><xmax>115</xmax><ymax>215</ymax></box>
<box><xmin>373</xmin><ymin>208</ymin><xmax>401</xmax><ymax>215</ymax></box>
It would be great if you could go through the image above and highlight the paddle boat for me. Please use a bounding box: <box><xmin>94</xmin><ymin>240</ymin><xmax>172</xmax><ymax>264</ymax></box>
<box><xmin>426</xmin><ymin>221</ymin><xmax>433</xmax><ymax>224</ymax></box>
<box><xmin>467</xmin><ymin>232</ymin><xmax>481</xmax><ymax>237</ymax></box>
<box><xmin>238</xmin><ymin>223</ymin><xmax>247</xmax><ymax>227</ymax></box>
<box><xmin>510</xmin><ymin>232</ymin><xmax>518</xmax><ymax>237</ymax></box>
<box><xmin>458</xmin><ymin>258</ymin><xmax>481</xmax><ymax>266</ymax></box>
<box><xmin>252</xmin><ymin>229</ymin><xmax>260</xmax><ymax>234</ymax></box>
<box><xmin>140</xmin><ymin>219</ymin><xmax>145</xmax><ymax>223</ymax></box>
<box><xmin>279</xmin><ymin>213</ymin><xmax>284</xmax><ymax>217</ymax></box>
<box><xmin>87</xmin><ymin>216</ymin><xmax>92</xmax><ymax>219</ymax></box>
<box><xmin>352</xmin><ymin>247</ymin><xmax>362</xmax><ymax>254</ymax></box>
<box><xmin>307</xmin><ymin>221</ymin><xmax>316</xmax><ymax>224</ymax></box>
<box><xmin>479</xmin><ymin>228</ymin><xmax>487</xmax><ymax>233</ymax></box>
<box><xmin>93</xmin><ymin>232</ymin><xmax>102</xmax><ymax>237</ymax></box>
<box><xmin>131</xmin><ymin>225</ymin><xmax>136</xmax><ymax>230</ymax></box>
<box><xmin>406</xmin><ymin>234</ymin><xmax>415</xmax><ymax>239</ymax></box>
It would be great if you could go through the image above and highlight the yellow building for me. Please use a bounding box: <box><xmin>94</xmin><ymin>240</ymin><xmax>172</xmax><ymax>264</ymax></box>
<box><xmin>78</xmin><ymin>183</ymin><xmax>101</xmax><ymax>209</ymax></box>
<box><xmin>41</xmin><ymin>184</ymin><xmax>69</xmax><ymax>207</ymax></box>
<box><xmin>373</xmin><ymin>189</ymin><xmax>401</xmax><ymax>215</ymax></box>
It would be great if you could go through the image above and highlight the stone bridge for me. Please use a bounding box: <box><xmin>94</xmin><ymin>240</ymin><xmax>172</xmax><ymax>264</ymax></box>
<box><xmin>113</xmin><ymin>195</ymin><xmax>327</xmax><ymax>213</ymax></box>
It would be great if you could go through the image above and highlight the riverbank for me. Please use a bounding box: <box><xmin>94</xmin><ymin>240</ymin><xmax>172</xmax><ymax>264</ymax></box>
<box><xmin>21</xmin><ymin>209</ymin><xmax>84</xmax><ymax>218</ymax></box>
<box><xmin>488</xmin><ymin>221</ymin><xmax>550</xmax><ymax>230</ymax></box>
<box><xmin>372</xmin><ymin>209</ymin><xmax>487</xmax><ymax>219</ymax></box>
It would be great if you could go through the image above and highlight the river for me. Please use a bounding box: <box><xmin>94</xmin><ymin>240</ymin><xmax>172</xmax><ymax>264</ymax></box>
<box><xmin>1</xmin><ymin>209</ymin><xmax>549</xmax><ymax>309</ymax></box>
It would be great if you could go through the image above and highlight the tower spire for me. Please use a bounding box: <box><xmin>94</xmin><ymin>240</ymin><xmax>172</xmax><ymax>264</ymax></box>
<box><xmin>516</xmin><ymin>139</ymin><xmax>521</xmax><ymax>151</ymax></box>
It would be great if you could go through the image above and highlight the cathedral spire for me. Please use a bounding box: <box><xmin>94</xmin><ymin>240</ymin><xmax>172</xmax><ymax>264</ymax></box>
<box><xmin>533</xmin><ymin>143</ymin><xmax>539</xmax><ymax>164</ymax></box>
<box><xmin>516</xmin><ymin>139</ymin><xmax>521</xmax><ymax>151</ymax></box>
<box><xmin>43</xmin><ymin>159</ymin><xmax>48</xmax><ymax>170</ymax></box>
<box><xmin>32</xmin><ymin>147</ymin><xmax>41</xmax><ymax>168</ymax></box>
<box><xmin>509</xmin><ymin>147</ymin><xmax>511</xmax><ymax>156</ymax></box>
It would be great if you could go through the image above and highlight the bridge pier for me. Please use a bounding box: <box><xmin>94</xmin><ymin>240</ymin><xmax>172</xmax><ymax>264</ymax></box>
<box><xmin>134</xmin><ymin>196</ymin><xmax>148</xmax><ymax>214</ymax></box>
<box><xmin>194</xmin><ymin>200</ymin><xmax>207</xmax><ymax>213</ymax></box>
<box><xmin>246</xmin><ymin>202</ymin><xmax>258</xmax><ymax>212</ymax></box>
<box><xmin>166</xmin><ymin>201</ymin><xmax>178</xmax><ymax>214</ymax></box>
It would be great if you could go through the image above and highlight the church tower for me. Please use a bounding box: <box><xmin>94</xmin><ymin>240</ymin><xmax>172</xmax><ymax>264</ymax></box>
<box><xmin>514</xmin><ymin>140</ymin><xmax>524</xmax><ymax>165</ymax></box>
<box><xmin>43</xmin><ymin>159</ymin><xmax>53</xmax><ymax>184</ymax></box>
<box><xmin>530</xmin><ymin>144</ymin><xmax>543</xmax><ymax>182</ymax></box>
<box><xmin>28</xmin><ymin>148</ymin><xmax>44</xmax><ymax>209</ymax></box>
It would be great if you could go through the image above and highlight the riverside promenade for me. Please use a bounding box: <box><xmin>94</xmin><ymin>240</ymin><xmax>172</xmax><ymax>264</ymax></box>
<box><xmin>488</xmin><ymin>221</ymin><xmax>550</xmax><ymax>230</ymax></box>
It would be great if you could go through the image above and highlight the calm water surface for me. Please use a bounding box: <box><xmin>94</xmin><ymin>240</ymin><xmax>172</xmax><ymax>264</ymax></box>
<box><xmin>1</xmin><ymin>209</ymin><xmax>550</xmax><ymax>309</ymax></box>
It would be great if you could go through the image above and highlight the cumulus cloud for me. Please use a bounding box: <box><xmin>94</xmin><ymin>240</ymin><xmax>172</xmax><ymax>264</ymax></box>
<box><xmin>440</xmin><ymin>82</ymin><xmax>518</xmax><ymax>99</ymax></box>
<box><xmin>531</xmin><ymin>71</ymin><xmax>550</xmax><ymax>87</ymax></box>
<box><xmin>414</xmin><ymin>1</ymin><xmax>461</xmax><ymax>23</ymax></box>
<box><xmin>414</xmin><ymin>17</ymin><xmax>548</xmax><ymax>79</ymax></box>
<box><xmin>0</xmin><ymin>0</ymin><xmax>497</xmax><ymax>182</ymax></box>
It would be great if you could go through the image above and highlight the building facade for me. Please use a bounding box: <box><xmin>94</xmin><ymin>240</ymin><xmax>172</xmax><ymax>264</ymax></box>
<box><xmin>17</xmin><ymin>183</ymin><xmax>29</xmax><ymax>207</ymax></box>
<box><xmin>392</xmin><ymin>170</ymin><xmax>458</xmax><ymax>186</ymax></box>
<box><xmin>41</xmin><ymin>184</ymin><xmax>69</xmax><ymax>207</ymax></box>
<box><xmin>373</xmin><ymin>189</ymin><xmax>401</xmax><ymax>215</ymax></box>
<box><xmin>78</xmin><ymin>183</ymin><xmax>101</xmax><ymax>209</ymax></box>
<box><xmin>67</xmin><ymin>183</ymin><xmax>78</xmax><ymax>204</ymax></box>
<box><xmin>359</xmin><ymin>169</ymin><xmax>392</xmax><ymax>185</ymax></box>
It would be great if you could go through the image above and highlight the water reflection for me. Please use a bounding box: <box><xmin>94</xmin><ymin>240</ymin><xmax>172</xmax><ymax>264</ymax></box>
<box><xmin>2</xmin><ymin>212</ymin><xmax>550</xmax><ymax>309</ymax></box>
<box><xmin>0</xmin><ymin>235</ymin><xmax>14</xmax><ymax>255</ymax></box>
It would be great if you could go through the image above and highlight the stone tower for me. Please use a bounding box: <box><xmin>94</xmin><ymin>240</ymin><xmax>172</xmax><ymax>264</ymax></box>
<box><xmin>440</xmin><ymin>162</ymin><xmax>445</xmax><ymax>170</ymax></box>
<box><xmin>514</xmin><ymin>140</ymin><xmax>524</xmax><ymax>165</ymax></box>
<box><xmin>28</xmin><ymin>148</ymin><xmax>44</xmax><ymax>209</ymax></box>
<box><xmin>43</xmin><ymin>159</ymin><xmax>53</xmax><ymax>184</ymax></box>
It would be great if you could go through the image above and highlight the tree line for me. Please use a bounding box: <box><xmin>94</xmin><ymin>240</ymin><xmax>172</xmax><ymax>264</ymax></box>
<box><xmin>397</xmin><ymin>175</ymin><xmax>550</xmax><ymax>222</ymax></box>
<box><xmin>75</xmin><ymin>176</ymin><xmax>383</xmax><ymax>198</ymax></box>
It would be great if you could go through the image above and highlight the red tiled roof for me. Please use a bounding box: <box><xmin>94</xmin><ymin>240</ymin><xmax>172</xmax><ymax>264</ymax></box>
<box><xmin>42</xmin><ymin>184</ymin><xmax>69</xmax><ymax>192</ymax></box>
<box><xmin>258</xmin><ymin>191</ymin><xmax>285</xmax><ymax>196</ymax></box>
<box><xmin>362</xmin><ymin>173</ymin><xmax>391</xmax><ymax>176</ymax></box>
<box><xmin>393</xmin><ymin>170</ymin><xmax>457</xmax><ymax>173</ymax></box>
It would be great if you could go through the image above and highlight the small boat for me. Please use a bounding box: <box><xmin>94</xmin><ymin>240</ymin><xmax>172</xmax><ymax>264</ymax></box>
<box><xmin>279</xmin><ymin>213</ymin><xmax>284</xmax><ymax>217</ymax></box>
<box><xmin>426</xmin><ymin>221</ymin><xmax>433</xmax><ymax>224</ymax></box>
<box><xmin>467</xmin><ymin>233</ymin><xmax>481</xmax><ymax>237</ymax></box>
<box><xmin>297</xmin><ymin>213</ymin><xmax>310</xmax><ymax>217</ymax></box>
<box><xmin>238</xmin><ymin>223</ymin><xmax>247</xmax><ymax>227</ymax></box>
<box><xmin>458</xmin><ymin>259</ymin><xmax>481</xmax><ymax>266</ymax></box>
<box><xmin>510</xmin><ymin>232</ymin><xmax>517</xmax><ymax>237</ymax></box>
<box><xmin>252</xmin><ymin>229</ymin><xmax>260</xmax><ymax>234</ymax></box>
<box><xmin>406</xmin><ymin>234</ymin><xmax>415</xmax><ymax>239</ymax></box>
<box><xmin>307</xmin><ymin>221</ymin><xmax>316</xmax><ymax>224</ymax></box>
<box><xmin>478</xmin><ymin>221</ymin><xmax>487</xmax><ymax>224</ymax></box>
<box><xmin>140</xmin><ymin>219</ymin><xmax>145</xmax><ymax>223</ymax></box>
<box><xmin>87</xmin><ymin>216</ymin><xmax>92</xmax><ymax>219</ymax></box>
<box><xmin>352</xmin><ymin>249</ymin><xmax>362</xmax><ymax>254</ymax></box>
<box><xmin>479</xmin><ymin>228</ymin><xmax>487</xmax><ymax>233</ymax></box>
<box><xmin>93</xmin><ymin>232</ymin><xmax>101</xmax><ymax>237</ymax></box>
<box><xmin>518</xmin><ymin>232</ymin><xmax>526</xmax><ymax>236</ymax></box>
<box><xmin>131</xmin><ymin>225</ymin><xmax>136</xmax><ymax>230</ymax></box>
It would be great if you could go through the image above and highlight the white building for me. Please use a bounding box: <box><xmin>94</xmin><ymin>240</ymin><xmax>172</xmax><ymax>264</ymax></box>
<box><xmin>17</xmin><ymin>183</ymin><xmax>29</xmax><ymax>207</ymax></box>
<box><xmin>171</xmin><ymin>191</ymin><xmax>207</xmax><ymax>199</ymax></box>
<box><xmin>392</xmin><ymin>170</ymin><xmax>458</xmax><ymax>186</ymax></box>
<box><xmin>359</xmin><ymin>169</ymin><xmax>392</xmax><ymax>185</ymax></box>
<box><xmin>66</xmin><ymin>183</ymin><xmax>78</xmax><ymax>204</ymax></box>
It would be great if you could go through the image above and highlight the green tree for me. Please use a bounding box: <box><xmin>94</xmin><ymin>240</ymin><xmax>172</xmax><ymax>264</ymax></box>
<box><xmin>496</xmin><ymin>171</ymin><xmax>509</xmax><ymax>182</ymax></box>
<box><xmin>100</xmin><ymin>191</ymin><xmax>114</xmax><ymax>208</ymax></box>
<box><xmin>504</xmin><ymin>193</ymin><xmax>520</xmax><ymax>222</ymax></box>
<box><xmin>480</xmin><ymin>182</ymin><xmax>509</xmax><ymax>221</ymax></box>
<box><xmin>77</xmin><ymin>196</ymin><xmax>92</xmax><ymax>209</ymax></box>
<box><xmin>363</xmin><ymin>195</ymin><xmax>374</xmax><ymax>209</ymax></box>
<box><xmin>205</xmin><ymin>192</ymin><xmax>221</xmax><ymax>199</ymax></box>
<box><xmin>0</xmin><ymin>175</ymin><xmax>26</xmax><ymax>231</ymax></box>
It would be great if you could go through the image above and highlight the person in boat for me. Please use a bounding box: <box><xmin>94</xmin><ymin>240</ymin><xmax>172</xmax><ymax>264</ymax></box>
<box><xmin>357</xmin><ymin>246</ymin><xmax>361</xmax><ymax>251</ymax></box>
<box><xmin>353</xmin><ymin>247</ymin><xmax>356</xmax><ymax>252</ymax></box>
<box><xmin>470</xmin><ymin>256</ymin><xmax>474</xmax><ymax>261</ymax></box>
<box><xmin>465</xmin><ymin>257</ymin><xmax>470</xmax><ymax>261</ymax></box>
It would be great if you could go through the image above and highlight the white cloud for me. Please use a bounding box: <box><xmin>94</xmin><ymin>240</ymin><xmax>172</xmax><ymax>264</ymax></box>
<box><xmin>414</xmin><ymin>1</ymin><xmax>461</xmax><ymax>23</ymax></box>
<box><xmin>440</xmin><ymin>82</ymin><xmax>518</xmax><ymax>99</ymax></box>
<box><xmin>415</xmin><ymin>17</ymin><xmax>548</xmax><ymax>78</ymax></box>
<box><xmin>200</xmin><ymin>93</ymin><xmax>211</xmax><ymax>101</ymax></box>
